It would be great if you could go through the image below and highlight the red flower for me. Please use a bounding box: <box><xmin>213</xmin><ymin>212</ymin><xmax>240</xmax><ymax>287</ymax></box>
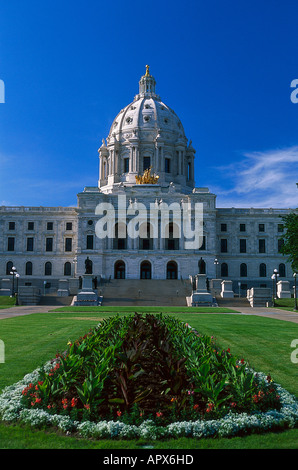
<box><xmin>156</xmin><ymin>411</ymin><xmax>163</xmax><ymax>418</ymax></box>
<box><xmin>206</xmin><ymin>403</ymin><xmax>214</xmax><ymax>413</ymax></box>
<box><xmin>117</xmin><ymin>410</ymin><xmax>122</xmax><ymax>417</ymax></box>
<box><xmin>71</xmin><ymin>398</ymin><xmax>78</xmax><ymax>408</ymax></box>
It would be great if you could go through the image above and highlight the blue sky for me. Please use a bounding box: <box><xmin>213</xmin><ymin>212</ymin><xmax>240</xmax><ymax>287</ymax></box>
<box><xmin>0</xmin><ymin>0</ymin><xmax>298</xmax><ymax>208</ymax></box>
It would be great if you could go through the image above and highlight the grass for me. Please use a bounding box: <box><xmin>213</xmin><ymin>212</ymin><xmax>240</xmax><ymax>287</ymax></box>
<box><xmin>274</xmin><ymin>298</ymin><xmax>298</xmax><ymax>311</ymax></box>
<box><xmin>0</xmin><ymin>307</ymin><xmax>298</xmax><ymax>449</ymax></box>
<box><xmin>0</xmin><ymin>296</ymin><xmax>15</xmax><ymax>309</ymax></box>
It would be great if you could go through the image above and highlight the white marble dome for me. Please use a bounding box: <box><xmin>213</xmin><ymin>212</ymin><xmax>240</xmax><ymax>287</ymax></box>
<box><xmin>108</xmin><ymin>84</ymin><xmax>187</xmax><ymax>147</ymax></box>
<box><xmin>99</xmin><ymin>66</ymin><xmax>195</xmax><ymax>193</ymax></box>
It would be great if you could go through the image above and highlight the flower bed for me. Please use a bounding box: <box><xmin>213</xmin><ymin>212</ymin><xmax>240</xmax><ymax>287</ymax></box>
<box><xmin>0</xmin><ymin>313</ymin><xmax>298</xmax><ymax>439</ymax></box>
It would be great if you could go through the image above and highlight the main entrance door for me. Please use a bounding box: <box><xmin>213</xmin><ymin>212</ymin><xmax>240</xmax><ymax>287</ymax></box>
<box><xmin>140</xmin><ymin>261</ymin><xmax>151</xmax><ymax>279</ymax></box>
<box><xmin>166</xmin><ymin>261</ymin><xmax>178</xmax><ymax>279</ymax></box>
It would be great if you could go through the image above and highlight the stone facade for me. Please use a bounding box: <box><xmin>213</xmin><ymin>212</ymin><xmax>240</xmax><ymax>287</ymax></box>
<box><xmin>0</xmin><ymin>68</ymin><xmax>296</xmax><ymax>295</ymax></box>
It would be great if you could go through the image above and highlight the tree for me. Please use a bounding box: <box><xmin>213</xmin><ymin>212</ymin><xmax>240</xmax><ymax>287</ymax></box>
<box><xmin>280</xmin><ymin>212</ymin><xmax>298</xmax><ymax>272</ymax></box>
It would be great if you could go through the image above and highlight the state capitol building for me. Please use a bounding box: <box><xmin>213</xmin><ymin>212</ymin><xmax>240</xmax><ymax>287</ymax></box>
<box><xmin>0</xmin><ymin>67</ymin><xmax>295</xmax><ymax>301</ymax></box>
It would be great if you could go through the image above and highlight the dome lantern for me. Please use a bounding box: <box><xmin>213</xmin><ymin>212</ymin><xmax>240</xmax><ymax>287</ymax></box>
<box><xmin>139</xmin><ymin>65</ymin><xmax>157</xmax><ymax>96</ymax></box>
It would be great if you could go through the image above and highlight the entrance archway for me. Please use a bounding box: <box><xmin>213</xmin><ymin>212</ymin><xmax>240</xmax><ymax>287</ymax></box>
<box><xmin>114</xmin><ymin>260</ymin><xmax>125</xmax><ymax>279</ymax></box>
<box><xmin>167</xmin><ymin>261</ymin><xmax>178</xmax><ymax>279</ymax></box>
<box><xmin>140</xmin><ymin>261</ymin><xmax>151</xmax><ymax>279</ymax></box>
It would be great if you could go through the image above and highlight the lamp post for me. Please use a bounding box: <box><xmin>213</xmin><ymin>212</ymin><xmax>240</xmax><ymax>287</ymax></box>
<box><xmin>294</xmin><ymin>273</ymin><xmax>297</xmax><ymax>312</ymax></box>
<box><xmin>9</xmin><ymin>266</ymin><xmax>17</xmax><ymax>297</ymax></box>
<box><xmin>271</xmin><ymin>268</ymin><xmax>279</xmax><ymax>307</ymax></box>
<box><xmin>15</xmin><ymin>273</ymin><xmax>20</xmax><ymax>306</ymax></box>
<box><xmin>238</xmin><ymin>281</ymin><xmax>241</xmax><ymax>298</ymax></box>
<box><xmin>214</xmin><ymin>258</ymin><xmax>219</xmax><ymax>279</ymax></box>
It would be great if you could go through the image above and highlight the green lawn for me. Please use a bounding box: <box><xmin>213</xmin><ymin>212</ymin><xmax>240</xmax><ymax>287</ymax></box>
<box><xmin>0</xmin><ymin>296</ymin><xmax>15</xmax><ymax>309</ymax></box>
<box><xmin>274</xmin><ymin>298</ymin><xmax>298</xmax><ymax>311</ymax></box>
<box><xmin>0</xmin><ymin>307</ymin><xmax>298</xmax><ymax>449</ymax></box>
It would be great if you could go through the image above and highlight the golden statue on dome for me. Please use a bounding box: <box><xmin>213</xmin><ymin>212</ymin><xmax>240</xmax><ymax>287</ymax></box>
<box><xmin>135</xmin><ymin>167</ymin><xmax>159</xmax><ymax>184</ymax></box>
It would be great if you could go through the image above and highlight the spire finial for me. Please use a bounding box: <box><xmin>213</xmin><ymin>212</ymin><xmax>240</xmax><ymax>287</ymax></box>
<box><xmin>145</xmin><ymin>64</ymin><xmax>150</xmax><ymax>76</ymax></box>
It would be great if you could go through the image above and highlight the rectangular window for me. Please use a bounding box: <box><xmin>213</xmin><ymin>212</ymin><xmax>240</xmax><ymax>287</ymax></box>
<box><xmin>165</xmin><ymin>158</ymin><xmax>171</xmax><ymax>173</ymax></box>
<box><xmin>86</xmin><ymin>235</ymin><xmax>94</xmax><ymax>250</ymax></box>
<box><xmin>278</xmin><ymin>238</ymin><xmax>284</xmax><ymax>253</ymax></box>
<box><xmin>28</xmin><ymin>222</ymin><xmax>34</xmax><ymax>230</ymax></box>
<box><xmin>65</xmin><ymin>238</ymin><xmax>72</xmax><ymax>252</ymax></box>
<box><xmin>187</xmin><ymin>162</ymin><xmax>191</xmax><ymax>181</ymax></box>
<box><xmin>220</xmin><ymin>238</ymin><xmax>228</xmax><ymax>253</ymax></box>
<box><xmin>26</xmin><ymin>237</ymin><xmax>34</xmax><ymax>252</ymax></box>
<box><xmin>66</xmin><ymin>222</ymin><xmax>72</xmax><ymax>231</ymax></box>
<box><xmin>124</xmin><ymin>158</ymin><xmax>129</xmax><ymax>173</ymax></box>
<box><xmin>7</xmin><ymin>237</ymin><xmax>15</xmax><ymax>251</ymax></box>
<box><xmin>220</xmin><ymin>223</ymin><xmax>227</xmax><ymax>232</ymax></box>
<box><xmin>46</xmin><ymin>237</ymin><xmax>53</xmax><ymax>252</ymax></box>
<box><xmin>240</xmin><ymin>223</ymin><xmax>246</xmax><ymax>232</ymax></box>
<box><xmin>240</xmin><ymin>239</ymin><xmax>246</xmax><ymax>253</ymax></box>
<box><xmin>9</xmin><ymin>222</ymin><xmax>15</xmax><ymax>230</ymax></box>
<box><xmin>259</xmin><ymin>224</ymin><xmax>265</xmax><ymax>232</ymax></box>
<box><xmin>47</xmin><ymin>222</ymin><xmax>53</xmax><ymax>230</ymax></box>
<box><xmin>259</xmin><ymin>239</ymin><xmax>266</xmax><ymax>253</ymax></box>
<box><xmin>278</xmin><ymin>224</ymin><xmax>284</xmax><ymax>233</ymax></box>
<box><xmin>199</xmin><ymin>236</ymin><xmax>206</xmax><ymax>251</ymax></box>
<box><xmin>143</xmin><ymin>157</ymin><xmax>151</xmax><ymax>171</ymax></box>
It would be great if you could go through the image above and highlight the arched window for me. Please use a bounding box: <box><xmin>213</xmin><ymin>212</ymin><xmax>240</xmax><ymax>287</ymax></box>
<box><xmin>198</xmin><ymin>257</ymin><xmax>206</xmax><ymax>274</ymax></box>
<box><xmin>167</xmin><ymin>261</ymin><xmax>178</xmax><ymax>279</ymax></box>
<box><xmin>240</xmin><ymin>263</ymin><xmax>247</xmax><ymax>277</ymax></box>
<box><xmin>6</xmin><ymin>261</ymin><xmax>13</xmax><ymax>275</ymax></box>
<box><xmin>279</xmin><ymin>263</ymin><xmax>286</xmax><ymax>277</ymax></box>
<box><xmin>114</xmin><ymin>260</ymin><xmax>125</xmax><ymax>279</ymax></box>
<box><xmin>45</xmin><ymin>262</ymin><xmax>52</xmax><ymax>276</ymax></box>
<box><xmin>64</xmin><ymin>262</ymin><xmax>71</xmax><ymax>276</ymax></box>
<box><xmin>221</xmin><ymin>262</ymin><xmax>228</xmax><ymax>277</ymax></box>
<box><xmin>259</xmin><ymin>263</ymin><xmax>266</xmax><ymax>277</ymax></box>
<box><xmin>140</xmin><ymin>261</ymin><xmax>151</xmax><ymax>279</ymax></box>
<box><xmin>25</xmin><ymin>261</ymin><xmax>33</xmax><ymax>276</ymax></box>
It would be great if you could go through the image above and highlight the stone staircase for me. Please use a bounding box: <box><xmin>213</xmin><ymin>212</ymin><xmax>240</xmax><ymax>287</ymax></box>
<box><xmin>98</xmin><ymin>279</ymin><xmax>192</xmax><ymax>306</ymax></box>
<box><xmin>215</xmin><ymin>296</ymin><xmax>250</xmax><ymax>308</ymax></box>
<box><xmin>39</xmin><ymin>294</ymin><xmax>73</xmax><ymax>306</ymax></box>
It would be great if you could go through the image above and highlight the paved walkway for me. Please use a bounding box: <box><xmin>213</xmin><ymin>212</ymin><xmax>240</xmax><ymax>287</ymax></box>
<box><xmin>0</xmin><ymin>305</ymin><xmax>56</xmax><ymax>319</ymax></box>
<box><xmin>0</xmin><ymin>304</ymin><xmax>297</xmax><ymax>323</ymax></box>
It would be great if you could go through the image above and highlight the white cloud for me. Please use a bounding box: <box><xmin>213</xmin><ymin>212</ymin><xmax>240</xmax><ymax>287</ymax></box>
<box><xmin>213</xmin><ymin>146</ymin><xmax>298</xmax><ymax>208</ymax></box>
